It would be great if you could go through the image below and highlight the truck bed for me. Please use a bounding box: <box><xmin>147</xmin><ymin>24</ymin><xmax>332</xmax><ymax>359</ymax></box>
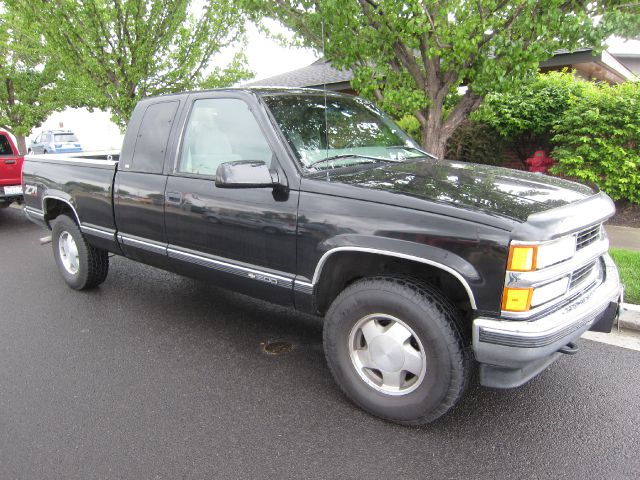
<box><xmin>22</xmin><ymin>151</ymin><xmax>120</xmax><ymax>250</ymax></box>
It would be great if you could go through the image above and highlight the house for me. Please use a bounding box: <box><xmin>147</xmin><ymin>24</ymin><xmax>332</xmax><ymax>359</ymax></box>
<box><xmin>247</xmin><ymin>49</ymin><xmax>636</xmax><ymax>93</ymax></box>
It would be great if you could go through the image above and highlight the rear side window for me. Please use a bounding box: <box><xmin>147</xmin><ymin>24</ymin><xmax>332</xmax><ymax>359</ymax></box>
<box><xmin>177</xmin><ymin>98</ymin><xmax>272</xmax><ymax>176</ymax></box>
<box><xmin>131</xmin><ymin>100</ymin><xmax>179</xmax><ymax>174</ymax></box>
<box><xmin>0</xmin><ymin>135</ymin><xmax>12</xmax><ymax>155</ymax></box>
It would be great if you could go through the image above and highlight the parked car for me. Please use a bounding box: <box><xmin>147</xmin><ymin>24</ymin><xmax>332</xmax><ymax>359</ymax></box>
<box><xmin>0</xmin><ymin>130</ymin><xmax>24</xmax><ymax>208</ymax></box>
<box><xmin>22</xmin><ymin>88</ymin><xmax>622</xmax><ymax>425</ymax></box>
<box><xmin>28</xmin><ymin>130</ymin><xmax>82</xmax><ymax>155</ymax></box>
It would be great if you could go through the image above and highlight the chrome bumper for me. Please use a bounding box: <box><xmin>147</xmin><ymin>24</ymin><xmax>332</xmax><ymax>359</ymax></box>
<box><xmin>473</xmin><ymin>254</ymin><xmax>622</xmax><ymax>388</ymax></box>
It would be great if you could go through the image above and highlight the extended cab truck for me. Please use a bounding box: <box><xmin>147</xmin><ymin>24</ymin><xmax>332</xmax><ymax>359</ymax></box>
<box><xmin>0</xmin><ymin>130</ymin><xmax>24</xmax><ymax>208</ymax></box>
<box><xmin>22</xmin><ymin>89</ymin><xmax>622</xmax><ymax>425</ymax></box>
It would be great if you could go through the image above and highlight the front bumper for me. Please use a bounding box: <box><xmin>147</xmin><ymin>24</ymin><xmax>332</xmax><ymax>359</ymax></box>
<box><xmin>473</xmin><ymin>254</ymin><xmax>622</xmax><ymax>388</ymax></box>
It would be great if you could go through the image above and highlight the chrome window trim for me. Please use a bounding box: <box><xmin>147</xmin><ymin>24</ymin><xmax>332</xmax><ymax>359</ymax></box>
<box><xmin>311</xmin><ymin>246</ymin><xmax>477</xmax><ymax>310</ymax></box>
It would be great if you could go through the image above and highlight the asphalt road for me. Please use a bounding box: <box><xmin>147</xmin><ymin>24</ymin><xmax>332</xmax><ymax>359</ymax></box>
<box><xmin>1</xmin><ymin>206</ymin><xmax>639</xmax><ymax>480</ymax></box>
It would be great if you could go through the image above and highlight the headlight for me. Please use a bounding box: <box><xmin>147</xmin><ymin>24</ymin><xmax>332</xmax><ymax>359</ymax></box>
<box><xmin>507</xmin><ymin>236</ymin><xmax>576</xmax><ymax>271</ymax></box>
<box><xmin>530</xmin><ymin>276</ymin><xmax>570</xmax><ymax>307</ymax></box>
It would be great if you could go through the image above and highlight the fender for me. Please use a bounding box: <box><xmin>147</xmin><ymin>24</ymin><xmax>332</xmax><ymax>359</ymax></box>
<box><xmin>42</xmin><ymin>193</ymin><xmax>81</xmax><ymax>228</ymax></box>
<box><xmin>309</xmin><ymin>234</ymin><xmax>481</xmax><ymax>310</ymax></box>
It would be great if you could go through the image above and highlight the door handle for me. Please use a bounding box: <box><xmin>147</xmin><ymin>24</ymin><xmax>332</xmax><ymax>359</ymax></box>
<box><xmin>4</xmin><ymin>159</ymin><xmax>16</xmax><ymax>165</ymax></box>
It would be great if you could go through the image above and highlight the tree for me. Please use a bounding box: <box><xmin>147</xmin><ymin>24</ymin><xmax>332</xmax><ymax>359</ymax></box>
<box><xmin>473</xmin><ymin>71</ymin><xmax>586</xmax><ymax>165</ymax></box>
<box><xmin>0</xmin><ymin>9</ymin><xmax>71</xmax><ymax>154</ymax></box>
<box><xmin>248</xmin><ymin>0</ymin><xmax>639</xmax><ymax>158</ymax></box>
<box><xmin>9</xmin><ymin>0</ymin><xmax>253</xmax><ymax>128</ymax></box>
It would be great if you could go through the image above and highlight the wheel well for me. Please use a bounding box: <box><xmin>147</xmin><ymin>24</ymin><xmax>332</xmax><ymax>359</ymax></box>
<box><xmin>43</xmin><ymin>198</ymin><xmax>78</xmax><ymax>228</ymax></box>
<box><xmin>315</xmin><ymin>251</ymin><xmax>473</xmax><ymax>316</ymax></box>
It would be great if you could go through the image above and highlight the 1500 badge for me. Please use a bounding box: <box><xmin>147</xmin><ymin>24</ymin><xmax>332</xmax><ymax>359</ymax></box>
<box><xmin>247</xmin><ymin>272</ymin><xmax>279</xmax><ymax>285</ymax></box>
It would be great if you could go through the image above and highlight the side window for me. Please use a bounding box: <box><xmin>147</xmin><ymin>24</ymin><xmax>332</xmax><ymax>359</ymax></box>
<box><xmin>178</xmin><ymin>98</ymin><xmax>272</xmax><ymax>176</ymax></box>
<box><xmin>0</xmin><ymin>135</ymin><xmax>12</xmax><ymax>155</ymax></box>
<box><xmin>131</xmin><ymin>100</ymin><xmax>179</xmax><ymax>174</ymax></box>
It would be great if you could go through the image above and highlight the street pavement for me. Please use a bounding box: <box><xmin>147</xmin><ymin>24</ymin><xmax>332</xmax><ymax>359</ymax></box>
<box><xmin>1</xmin><ymin>206</ymin><xmax>639</xmax><ymax>480</ymax></box>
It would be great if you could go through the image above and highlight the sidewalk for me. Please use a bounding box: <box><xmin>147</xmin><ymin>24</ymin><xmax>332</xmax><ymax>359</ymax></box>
<box><xmin>605</xmin><ymin>225</ymin><xmax>640</xmax><ymax>251</ymax></box>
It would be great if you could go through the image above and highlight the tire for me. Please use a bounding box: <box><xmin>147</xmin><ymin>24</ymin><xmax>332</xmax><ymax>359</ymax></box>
<box><xmin>323</xmin><ymin>276</ymin><xmax>471</xmax><ymax>425</ymax></box>
<box><xmin>51</xmin><ymin>214</ymin><xmax>109</xmax><ymax>290</ymax></box>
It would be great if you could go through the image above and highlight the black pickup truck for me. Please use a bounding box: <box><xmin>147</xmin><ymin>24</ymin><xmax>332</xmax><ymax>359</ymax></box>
<box><xmin>22</xmin><ymin>88</ymin><xmax>622</xmax><ymax>424</ymax></box>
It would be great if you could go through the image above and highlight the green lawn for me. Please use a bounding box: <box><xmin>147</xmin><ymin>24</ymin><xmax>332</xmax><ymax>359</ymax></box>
<box><xmin>609</xmin><ymin>248</ymin><xmax>640</xmax><ymax>305</ymax></box>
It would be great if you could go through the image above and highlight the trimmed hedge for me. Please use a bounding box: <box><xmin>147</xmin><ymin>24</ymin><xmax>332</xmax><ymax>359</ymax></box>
<box><xmin>551</xmin><ymin>82</ymin><xmax>640</xmax><ymax>203</ymax></box>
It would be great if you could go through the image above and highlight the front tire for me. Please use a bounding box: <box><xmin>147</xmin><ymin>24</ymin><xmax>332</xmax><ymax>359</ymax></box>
<box><xmin>323</xmin><ymin>276</ymin><xmax>470</xmax><ymax>425</ymax></box>
<box><xmin>52</xmin><ymin>215</ymin><xmax>109</xmax><ymax>290</ymax></box>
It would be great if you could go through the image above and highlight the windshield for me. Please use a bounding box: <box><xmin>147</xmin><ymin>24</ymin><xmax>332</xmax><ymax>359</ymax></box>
<box><xmin>262</xmin><ymin>93</ymin><xmax>429</xmax><ymax>171</ymax></box>
<box><xmin>54</xmin><ymin>133</ymin><xmax>79</xmax><ymax>143</ymax></box>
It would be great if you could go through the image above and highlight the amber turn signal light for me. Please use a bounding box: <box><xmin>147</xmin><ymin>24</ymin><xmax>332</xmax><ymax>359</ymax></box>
<box><xmin>502</xmin><ymin>287</ymin><xmax>533</xmax><ymax>312</ymax></box>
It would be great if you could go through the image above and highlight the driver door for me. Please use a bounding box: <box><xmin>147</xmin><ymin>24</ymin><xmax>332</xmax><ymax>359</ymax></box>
<box><xmin>164</xmin><ymin>92</ymin><xmax>298</xmax><ymax>306</ymax></box>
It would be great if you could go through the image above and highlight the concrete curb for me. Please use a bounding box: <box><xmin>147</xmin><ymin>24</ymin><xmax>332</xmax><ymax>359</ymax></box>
<box><xmin>618</xmin><ymin>303</ymin><xmax>640</xmax><ymax>332</ymax></box>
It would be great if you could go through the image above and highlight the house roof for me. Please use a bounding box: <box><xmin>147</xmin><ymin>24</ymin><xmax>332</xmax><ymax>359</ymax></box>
<box><xmin>540</xmin><ymin>48</ymin><xmax>636</xmax><ymax>82</ymax></box>
<box><xmin>245</xmin><ymin>58</ymin><xmax>353</xmax><ymax>90</ymax></box>
<box><xmin>246</xmin><ymin>49</ymin><xmax>635</xmax><ymax>91</ymax></box>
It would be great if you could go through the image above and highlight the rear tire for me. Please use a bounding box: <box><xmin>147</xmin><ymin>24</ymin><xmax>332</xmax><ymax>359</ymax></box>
<box><xmin>52</xmin><ymin>215</ymin><xmax>109</xmax><ymax>290</ymax></box>
<box><xmin>323</xmin><ymin>276</ymin><xmax>470</xmax><ymax>425</ymax></box>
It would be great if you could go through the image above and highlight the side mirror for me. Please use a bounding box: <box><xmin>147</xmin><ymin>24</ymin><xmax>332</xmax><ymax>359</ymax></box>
<box><xmin>215</xmin><ymin>161</ymin><xmax>280</xmax><ymax>189</ymax></box>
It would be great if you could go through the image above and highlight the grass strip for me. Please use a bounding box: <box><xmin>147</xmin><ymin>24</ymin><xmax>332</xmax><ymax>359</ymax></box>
<box><xmin>609</xmin><ymin>248</ymin><xmax>640</xmax><ymax>304</ymax></box>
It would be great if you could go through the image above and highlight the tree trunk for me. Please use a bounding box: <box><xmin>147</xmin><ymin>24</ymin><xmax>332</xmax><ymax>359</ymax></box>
<box><xmin>419</xmin><ymin>91</ymin><xmax>484</xmax><ymax>160</ymax></box>
<box><xmin>421</xmin><ymin>126</ymin><xmax>449</xmax><ymax>159</ymax></box>
<box><xmin>16</xmin><ymin>135</ymin><xmax>27</xmax><ymax>155</ymax></box>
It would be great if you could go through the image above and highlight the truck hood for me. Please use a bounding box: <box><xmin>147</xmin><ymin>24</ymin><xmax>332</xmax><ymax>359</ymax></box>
<box><xmin>328</xmin><ymin>159</ymin><xmax>595</xmax><ymax>222</ymax></box>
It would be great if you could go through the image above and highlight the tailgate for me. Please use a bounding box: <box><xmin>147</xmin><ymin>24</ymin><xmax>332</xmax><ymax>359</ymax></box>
<box><xmin>0</xmin><ymin>155</ymin><xmax>24</xmax><ymax>187</ymax></box>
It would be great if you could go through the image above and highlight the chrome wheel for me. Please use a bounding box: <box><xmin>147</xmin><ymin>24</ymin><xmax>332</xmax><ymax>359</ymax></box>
<box><xmin>348</xmin><ymin>313</ymin><xmax>427</xmax><ymax>396</ymax></box>
<box><xmin>58</xmin><ymin>231</ymin><xmax>79</xmax><ymax>275</ymax></box>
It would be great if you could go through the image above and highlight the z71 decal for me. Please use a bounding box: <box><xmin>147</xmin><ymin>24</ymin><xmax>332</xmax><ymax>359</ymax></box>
<box><xmin>24</xmin><ymin>184</ymin><xmax>38</xmax><ymax>196</ymax></box>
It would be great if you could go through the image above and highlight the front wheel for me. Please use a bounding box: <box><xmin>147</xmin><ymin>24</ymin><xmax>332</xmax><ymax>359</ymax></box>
<box><xmin>323</xmin><ymin>276</ymin><xmax>470</xmax><ymax>425</ymax></box>
<box><xmin>52</xmin><ymin>215</ymin><xmax>109</xmax><ymax>290</ymax></box>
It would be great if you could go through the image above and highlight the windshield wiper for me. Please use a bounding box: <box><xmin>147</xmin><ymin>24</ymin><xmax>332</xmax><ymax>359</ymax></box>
<box><xmin>307</xmin><ymin>154</ymin><xmax>394</xmax><ymax>169</ymax></box>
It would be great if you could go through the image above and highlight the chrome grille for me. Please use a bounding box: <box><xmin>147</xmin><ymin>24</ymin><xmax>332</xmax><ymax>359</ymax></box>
<box><xmin>568</xmin><ymin>261</ymin><xmax>597</xmax><ymax>290</ymax></box>
<box><xmin>576</xmin><ymin>224</ymin><xmax>602</xmax><ymax>251</ymax></box>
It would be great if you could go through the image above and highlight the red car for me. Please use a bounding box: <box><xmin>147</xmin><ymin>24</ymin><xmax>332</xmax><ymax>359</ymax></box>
<box><xmin>0</xmin><ymin>130</ymin><xmax>24</xmax><ymax>208</ymax></box>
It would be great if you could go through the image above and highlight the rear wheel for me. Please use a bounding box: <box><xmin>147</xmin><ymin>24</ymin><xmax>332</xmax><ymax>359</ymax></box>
<box><xmin>323</xmin><ymin>276</ymin><xmax>470</xmax><ymax>425</ymax></box>
<box><xmin>52</xmin><ymin>215</ymin><xmax>109</xmax><ymax>290</ymax></box>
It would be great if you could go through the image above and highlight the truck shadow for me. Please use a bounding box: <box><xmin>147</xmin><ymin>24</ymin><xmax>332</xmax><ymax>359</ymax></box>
<box><xmin>96</xmin><ymin>255</ymin><xmax>617</xmax><ymax>438</ymax></box>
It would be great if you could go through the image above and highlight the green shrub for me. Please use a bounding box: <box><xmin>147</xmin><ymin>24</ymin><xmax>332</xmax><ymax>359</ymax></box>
<box><xmin>396</xmin><ymin>114</ymin><xmax>421</xmax><ymax>143</ymax></box>
<box><xmin>551</xmin><ymin>82</ymin><xmax>640</xmax><ymax>203</ymax></box>
<box><xmin>473</xmin><ymin>71</ymin><xmax>585</xmax><ymax>163</ymax></box>
<box><xmin>445</xmin><ymin>120</ymin><xmax>506</xmax><ymax>165</ymax></box>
